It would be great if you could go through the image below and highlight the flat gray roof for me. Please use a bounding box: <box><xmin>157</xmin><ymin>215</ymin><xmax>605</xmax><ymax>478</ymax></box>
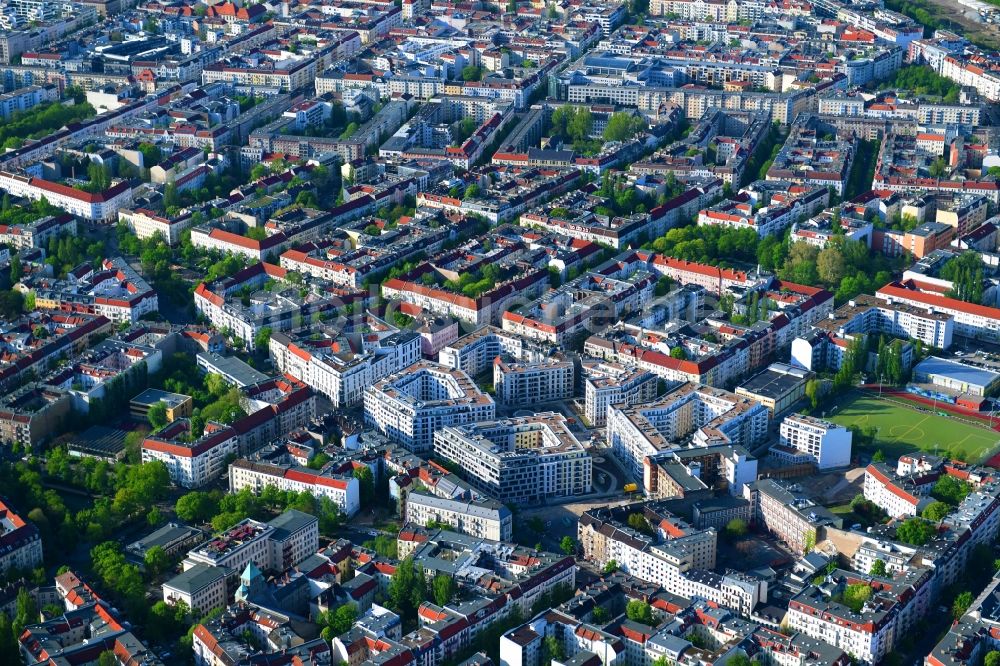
<box><xmin>915</xmin><ymin>356</ymin><xmax>1000</xmax><ymax>390</ymax></box>
<box><xmin>163</xmin><ymin>563</ymin><xmax>226</xmax><ymax>594</ymax></box>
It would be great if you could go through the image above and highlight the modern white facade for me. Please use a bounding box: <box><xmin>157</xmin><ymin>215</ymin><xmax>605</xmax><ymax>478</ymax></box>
<box><xmin>364</xmin><ymin>361</ymin><xmax>495</xmax><ymax>454</ymax></box>
<box><xmin>774</xmin><ymin>414</ymin><xmax>852</xmax><ymax>470</ymax></box>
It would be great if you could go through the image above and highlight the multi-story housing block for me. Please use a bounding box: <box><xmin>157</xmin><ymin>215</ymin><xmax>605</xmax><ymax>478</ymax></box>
<box><xmin>433</xmin><ymin>413</ymin><xmax>592</xmax><ymax>504</ymax></box>
<box><xmin>364</xmin><ymin>361</ymin><xmax>495</xmax><ymax>454</ymax></box>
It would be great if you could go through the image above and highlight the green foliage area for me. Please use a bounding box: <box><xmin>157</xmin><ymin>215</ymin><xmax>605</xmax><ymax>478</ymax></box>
<box><xmin>932</xmin><ymin>475</ymin><xmax>972</xmax><ymax>506</ymax></box>
<box><xmin>834</xmin><ymin>583</ymin><xmax>872</xmax><ymax>613</ymax></box>
<box><xmin>725</xmin><ymin>518</ymin><xmax>748</xmax><ymax>539</ymax></box>
<box><xmin>922</xmin><ymin>501</ymin><xmax>952</xmax><ymax>522</ymax></box>
<box><xmin>0</xmin><ymin>101</ymin><xmax>96</xmax><ymax>147</ymax></box>
<box><xmin>895</xmin><ymin>517</ymin><xmax>936</xmax><ymax>546</ymax></box>
<box><xmin>364</xmin><ymin>534</ymin><xmax>399</xmax><ymax>559</ymax></box>
<box><xmin>603</xmin><ymin>112</ymin><xmax>647</xmax><ymax>143</ymax></box>
<box><xmin>869</xmin><ymin>559</ymin><xmax>887</xmax><ymax>576</ymax></box>
<box><xmin>940</xmin><ymin>251</ymin><xmax>984</xmax><ymax>304</ymax></box>
<box><xmin>627</xmin><ymin>512</ymin><xmax>654</xmax><ymax>535</ymax></box>
<box><xmin>462</xmin><ymin>65</ymin><xmax>484</xmax><ymax>81</ymax></box>
<box><xmin>625</xmin><ymin>599</ymin><xmax>656</xmax><ymax>626</ymax></box>
<box><xmin>888</xmin><ymin>65</ymin><xmax>961</xmax><ymax>101</ymax></box>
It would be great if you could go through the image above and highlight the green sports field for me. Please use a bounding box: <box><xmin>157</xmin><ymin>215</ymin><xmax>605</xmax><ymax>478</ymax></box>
<box><xmin>818</xmin><ymin>392</ymin><xmax>1000</xmax><ymax>463</ymax></box>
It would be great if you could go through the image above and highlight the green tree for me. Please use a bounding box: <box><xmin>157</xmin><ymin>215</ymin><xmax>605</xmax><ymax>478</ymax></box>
<box><xmin>560</xmin><ymin>536</ymin><xmax>577</xmax><ymax>556</ymax></box>
<box><xmin>725</xmin><ymin>518</ymin><xmax>748</xmax><ymax>539</ymax></box>
<box><xmin>895</xmin><ymin>517</ymin><xmax>936</xmax><ymax>546</ymax></box>
<box><xmin>175</xmin><ymin>491</ymin><xmax>216</xmax><ymax>523</ymax></box>
<box><xmin>670</xmin><ymin>347</ymin><xmax>686</xmax><ymax>360</ymax></box>
<box><xmin>805</xmin><ymin>378</ymin><xmax>822</xmax><ymax>410</ymax></box>
<box><xmin>869</xmin><ymin>559</ymin><xmax>887</xmax><ymax>577</ymax></box>
<box><xmin>433</xmin><ymin>573</ymin><xmax>456</xmax><ymax>606</ymax></box>
<box><xmin>603</xmin><ymin>112</ymin><xmax>646</xmax><ymax>142</ymax></box>
<box><xmin>602</xmin><ymin>559</ymin><xmax>618</xmax><ymax>574</ymax></box>
<box><xmin>922</xmin><ymin>501</ymin><xmax>951</xmax><ymax>522</ymax></box>
<box><xmin>319</xmin><ymin>602</ymin><xmax>357</xmax><ymax>641</ymax></box>
<box><xmin>353</xmin><ymin>466</ymin><xmax>375</xmax><ymax>506</ymax></box>
<box><xmin>462</xmin><ymin>65</ymin><xmax>483</xmax><ymax>81</ymax></box>
<box><xmin>984</xmin><ymin>651</ymin><xmax>1000</xmax><ymax>666</ymax></box>
<box><xmin>932</xmin><ymin>475</ymin><xmax>971</xmax><ymax>506</ymax></box>
<box><xmin>872</xmin><ymin>450</ymin><xmax>886</xmax><ymax>463</ymax></box>
<box><xmin>542</xmin><ymin>635</ymin><xmax>565</xmax><ymax>665</ymax></box>
<box><xmin>146</xmin><ymin>401</ymin><xmax>169</xmax><ymax>430</ymax></box>
<box><xmin>254</xmin><ymin>326</ymin><xmax>272</xmax><ymax>350</ymax></box>
<box><xmin>627</xmin><ymin>513</ymin><xmax>653</xmax><ymax>535</ymax></box>
<box><xmin>953</xmin><ymin>590</ymin><xmax>974</xmax><ymax>619</ymax></box>
<box><xmin>625</xmin><ymin>599</ymin><xmax>655</xmax><ymax>626</ymax></box>
<box><xmin>838</xmin><ymin>583</ymin><xmax>872</xmax><ymax>612</ymax></box>
<box><xmin>144</xmin><ymin>545</ymin><xmax>170</xmax><ymax>577</ymax></box>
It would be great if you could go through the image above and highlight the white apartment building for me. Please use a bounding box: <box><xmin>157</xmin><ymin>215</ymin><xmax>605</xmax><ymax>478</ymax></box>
<box><xmin>583</xmin><ymin>362</ymin><xmax>658</xmax><ymax>427</ymax></box>
<box><xmin>162</xmin><ymin>563</ymin><xmax>228</xmax><ymax>616</ymax></box>
<box><xmin>578</xmin><ymin>506</ymin><xmax>767</xmax><ymax>617</ymax></box>
<box><xmin>877</xmin><ymin>282</ymin><xmax>1000</xmax><ymax>343</ymax></box>
<box><xmin>433</xmin><ymin>413</ymin><xmax>592</xmax><ymax>504</ymax></box>
<box><xmin>863</xmin><ymin>463</ymin><xmax>922</xmax><ymax>518</ymax></box>
<box><xmin>0</xmin><ymin>171</ymin><xmax>133</xmax><ymax>222</ymax></box>
<box><xmin>0</xmin><ymin>213</ymin><xmax>75</xmax><ymax>251</ymax></box>
<box><xmin>438</xmin><ymin>325</ymin><xmax>550</xmax><ymax>377</ymax></box>
<box><xmin>118</xmin><ymin>208</ymin><xmax>194</xmax><ymax>246</ymax></box>
<box><xmin>774</xmin><ymin>414</ymin><xmax>852</xmax><ymax>470</ymax></box>
<box><xmin>364</xmin><ymin>361</ymin><xmax>495</xmax><ymax>454</ymax></box>
<box><xmin>405</xmin><ymin>491</ymin><xmax>513</xmax><ymax>541</ymax></box>
<box><xmin>493</xmin><ymin>357</ymin><xmax>574</xmax><ymax>406</ymax></box>
<box><xmin>141</xmin><ymin>423</ymin><xmax>239</xmax><ymax>489</ymax></box>
<box><xmin>183</xmin><ymin>511</ymin><xmax>319</xmax><ymax>574</ymax></box>
<box><xmin>269</xmin><ymin>330</ymin><xmax>420</xmax><ymax>408</ymax></box>
<box><xmin>606</xmin><ymin>383</ymin><xmax>770</xmax><ymax>482</ymax></box>
<box><xmin>228</xmin><ymin>459</ymin><xmax>361</xmax><ymax>517</ymax></box>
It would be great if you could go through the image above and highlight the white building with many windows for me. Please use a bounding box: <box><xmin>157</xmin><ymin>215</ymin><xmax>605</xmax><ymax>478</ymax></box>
<box><xmin>228</xmin><ymin>458</ymin><xmax>361</xmax><ymax>517</ymax></box>
<box><xmin>583</xmin><ymin>361</ymin><xmax>659</xmax><ymax>427</ymax></box>
<box><xmin>364</xmin><ymin>361</ymin><xmax>495</xmax><ymax>454</ymax></box>
<box><xmin>493</xmin><ymin>357</ymin><xmax>574</xmax><ymax>406</ymax></box>
<box><xmin>141</xmin><ymin>421</ymin><xmax>239</xmax><ymax>489</ymax></box>
<box><xmin>772</xmin><ymin>414</ymin><xmax>852</xmax><ymax>470</ymax></box>
<box><xmin>404</xmin><ymin>491</ymin><xmax>512</xmax><ymax>541</ymax></box>
<box><xmin>433</xmin><ymin>413</ymin><xmax>592</xmax><ymax>505</ymax></box>
<box><xmin>606</xmin><ymin>382</ymin><xmax>770</xmax><ymax>483</ymax></box>
<box><xmin>270</xmin><ymin>329</ymin><xmax>421</xmax><ymax>408</ymax></box>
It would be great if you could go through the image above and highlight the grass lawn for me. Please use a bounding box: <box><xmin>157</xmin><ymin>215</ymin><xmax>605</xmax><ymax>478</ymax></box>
<box><xmin>818</xmin><ymin>392</ymin><xmax>1000</xmax><ymax>463</ymax></box>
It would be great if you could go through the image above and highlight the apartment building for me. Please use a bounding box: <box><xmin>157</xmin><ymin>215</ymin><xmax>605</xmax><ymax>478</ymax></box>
<box><xmin>493</xmin><ymin>357</ymin><xmax>574</xmax><ymax>406</ymax></box>
<box><xmin>0</xmin><ymin>171</ymin><xmax>133</xmax><ymax>222</ymax></box>
<box><xmin>606</xmin><ymin>382</ymin><xmax>770</xmax><ymax>486</ymax></box>
<box><xmin>876</xmin><ymin>281</ymin><xmax>1000</xmax><ymax>343</ymax></box>
<box><xmin>583</xmin><ymin>361</ymin><xmax>659</xmax><ymax>428</ymax></box>
<box><xmin>162</xmin><ymin>563</ymin><xmax>228</xmax><ymax>616</ymax></box>
<box><xmin>785</xmin><ymin>568</ymin><xmax>933</xmax><ymax>664</ymax></box>
<box><xmin>772</xmin><ymin>414</ymin><xmax>853</xmax><ymax>470</ymax></box>
<box><xmin>141</xmin><ymin>421</ymin><xmax>239</xmax><ymax>489</ymax></box>
<box><xmin>0</xmin><ymin>498</ymin><xmax>43</xmax><ymax>575</ymax></box>
<box><xmin>404</xmin><ymin>491</ymin><xmax>512</xmax><ymax>541</ymax></box>
<box><xmin>269</xmin><ymin>329</ymin><xmax>421</xmax><ymax>408</ymax></box>
<box><xmin>863</xmin><ymin>462</ymin><xmax>933</xmax><ymax>518</ymax></box>
<box><xmin>433</xmin><ymin>413</ymin><xmax>592</xmax><ymax>504</ymax></box>
<box><xmin>364</xmin><ymin>361</ymin><xmax>495</xmax><ymax>454</ymax></box>
<box><xmin>578</xmin><ymin>503</ymin><xmax>766</xmax><ymax>616</ymax></box>
<box><xmin>0</xmin><ymin>212</ymin><xmax>75</xmax><ymax>250</ymax></box>
<box><xmin>746</xmin><ymin>478</ymin><xmax>842</xmax><ymax>554</ymax></box>
<box><xmin>438</xmin><ymin>325</ymin><xmax>551</xmax><ymax>377</ymax></box>
<box><xmin>183</xmin><ymin>510</ymin><xmax>319</xmax><ymax>574</ymax></box>
<box><xmin>118</xmin><ymin>208</ymin><xmax>195</xmax><ymax>246</ymax></box>
<box><xmin>803</xmin><ymin>293</ymin><xmax>954</xmax><ymax>353</ymax></box>
<box><xmin>228</xmin><ymin>458</ymin><xmax>361</xmax><ymax>517</ymax></box>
